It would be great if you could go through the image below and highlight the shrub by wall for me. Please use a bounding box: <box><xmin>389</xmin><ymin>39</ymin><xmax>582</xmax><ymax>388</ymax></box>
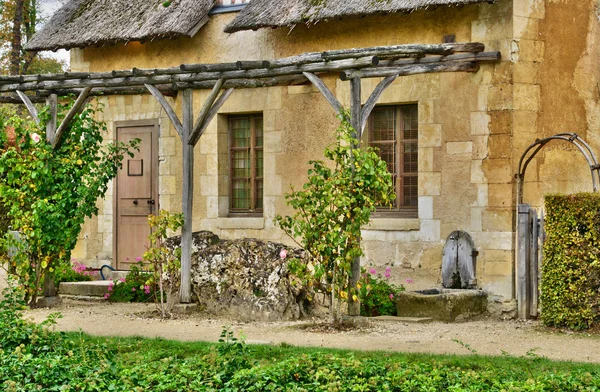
<box><xmin>542</xmin><ymin>193</ymin><xmax>600</xmax><ymax>330</ymax></box>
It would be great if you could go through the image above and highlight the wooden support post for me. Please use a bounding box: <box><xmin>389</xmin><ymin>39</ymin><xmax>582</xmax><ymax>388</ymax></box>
<box><xmin>16</xmin><ymin>91</ymin><xmax>39</xmax><ymax>124</ymax></box>
<box><xmin>188</xmin><ymin>88</ymin><xmax>234</xmax><ymax>146</ymax></box>
<box><xmin>302</xmin><ymin>72</ymin><xmax>343</xmax><ymax>114</ymax></box>
<box><xmin>347</xmin><ymin>77</ymin><xmax>362</xmax><ymax>317</ymax></box>
<box><xmin>189</xmin><ymin>79</ymin><xmax>224</xmax><ymax>146</ymax></box>
<box><xmin>530</xmin><ymin>209</ymin><xmax>539</xmax><ymax>318</ymax></box>
<box><xmin>46</xmin><ymin>94</ymin><xmax>57</xmax><ymax>143</ymax></box>
<box><xmin>145</xmin><ymin>84</ymin><xmax>183</xmax><ymax>139</ymax></box>
<box><xmin>180</xmin><ymin>89</ymin><xmax>194</xmax><ymax>303</ymax></box>
<box><xmin>360</xmin><ymin>75</ymin><xmax>397</xmax><ymax>136</ymax></box>
<box><xmin>52</xmin><ymin>87</ymin><xmax>92</xmax><ymax>149</ymax></box>
<box><xmin>517</xmin><ymin>204</ymin><xmax>531</xmax><ymax>319</ymax></box>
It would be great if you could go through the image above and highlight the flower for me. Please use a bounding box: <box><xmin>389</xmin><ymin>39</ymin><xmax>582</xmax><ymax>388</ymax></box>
<box><xmin>119</xmin><ymin>278</ymin><xmax>126</xmax><ymax>283</ymax></box>
<box><xmin>389</xmin><ymin>293</ymin><xmax>394</xmax><ymax>299</ymax></box>
<box><xmin>30</xmin><ymin>133</ymin><xmax>41</xmax><ymax>143</ymax></box>
<box><xmin>108</xmin><ymin>282</ymin><xmax>114</xmax><ymax>291</ymax></box>
<box><xmin>369</xmin><ymin>268</ymin><xmax>377</xmax><ymax>275</ymax></box>
<box><xmin>406</xmin><ymin>278</ymin><xmax>414</xmax><ymax>284</ymax></box>
<box><xmin>384</xmin><ymin>267</ymin><xmax>391</xmax><ymax>279</ymax></box>
<box><xmin>103</xmin><ymin>293</ymin><xmax>110</xmax><ymax>299</ymax></box>
<box><xmin>279</xmin><ymin>249</ymin><xmax>287</xmax><ymax>259</ymax></box>
<box><xmin>135</xmin><ymin>257</ymin><xmax>142</xmax><ymax>262</ymax></box>
<box><xmin>132</xmin><ymin>287</ymin><xmax>137</xmax><ymax>292</ymax></box>
<box><xmin>144</xmin><ymin>285</ymin><xmax>151</xmax><ymax>294</ymax></box>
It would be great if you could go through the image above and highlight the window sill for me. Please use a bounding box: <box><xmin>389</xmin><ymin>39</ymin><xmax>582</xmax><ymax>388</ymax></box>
<box><xmin>362</xmin><ymin>218</ymin><xmax>420</xmax><ymax>231</ymax></box>
<box><xmin>216</xmin><ymin>217</ymin><xmax>264</xmax><ymax>230</ymax></box>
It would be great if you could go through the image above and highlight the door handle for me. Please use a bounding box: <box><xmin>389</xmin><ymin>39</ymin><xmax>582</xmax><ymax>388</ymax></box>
<box><xmin>147</xmin><ymin>200</ymin><xmax>155</xmax><ymax>205</ymax></box>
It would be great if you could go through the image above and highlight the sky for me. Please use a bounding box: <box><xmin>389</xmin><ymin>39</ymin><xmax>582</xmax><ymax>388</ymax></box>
<box><xmin>38</xmin><ymin>0</ymin><xmax>70</xmax><ymax>66</ymax></box>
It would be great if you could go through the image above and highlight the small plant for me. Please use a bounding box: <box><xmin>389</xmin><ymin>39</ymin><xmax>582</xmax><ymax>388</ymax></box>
<box><xmin>143</xmin><ymin>210</ymin><xmax>184</xmax><ymax>318</ymax></box>
<box><xmin>105</xmin><ymin>263</ymin><xmax>154</xmax><ymax>303</ymax></box>
<box><xmin>54</xmin><ymin>259</ymin><xmax>95</xmax><ymax>287</ymax></box>
<box><xmin>359</xmin><ymin>267</ymin><xmax>405</xmax><ymax>317</ymax></box>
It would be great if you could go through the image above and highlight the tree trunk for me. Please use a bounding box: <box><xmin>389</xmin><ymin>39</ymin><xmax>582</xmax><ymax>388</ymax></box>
<box><xmin>9</xmin><ymin>0</ymin><xmax>25</xmax><ymax>75</ymax></box>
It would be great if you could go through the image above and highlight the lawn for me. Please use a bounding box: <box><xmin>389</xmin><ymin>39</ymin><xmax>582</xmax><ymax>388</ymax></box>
<box><xmin>4</xmin><ymin>326</ymin><xmax>600</xmax><ymax>391</ymax></box>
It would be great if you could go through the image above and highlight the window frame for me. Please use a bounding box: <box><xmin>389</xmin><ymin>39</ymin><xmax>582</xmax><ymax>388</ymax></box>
<box><xmin>228</xmin><ymin>114</ymin><xmax>263</xmax><ymax>216</ymax></box>
<box><xmin>368</xmin><ymin>104</ymin><xmax>419</xmax><ymax>219</ymax></box>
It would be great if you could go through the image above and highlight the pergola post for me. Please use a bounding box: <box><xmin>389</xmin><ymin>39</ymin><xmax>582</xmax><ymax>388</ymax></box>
<box><xmin>180</xmin><ymin>88</ymin><xmax>194</xmax><ymax>303</ymax></box>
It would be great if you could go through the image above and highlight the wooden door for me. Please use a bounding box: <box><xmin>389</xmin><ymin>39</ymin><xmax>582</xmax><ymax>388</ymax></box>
<box><xmin>115</xmin><ymin>123</ymin><xmax>158</xmax><ymax>270</ymax></box>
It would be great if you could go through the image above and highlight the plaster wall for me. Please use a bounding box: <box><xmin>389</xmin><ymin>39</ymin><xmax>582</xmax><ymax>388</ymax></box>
<box><xmin>70</xmin><ymin>1</ymin><xmax>520</xmax><ymax>298</ymax></box>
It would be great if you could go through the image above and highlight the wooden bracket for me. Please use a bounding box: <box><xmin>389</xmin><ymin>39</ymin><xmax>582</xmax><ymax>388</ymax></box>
<box><xmin>350</xmin><ymin>77</ymin><xmax>362</xmax><ymax>140</ymax></box>
<box><xmin>302</xmin><ymin>72</ymin><xmax>343</xmax><ymax>115</ymax></box>
<box><xmin>45</xmin><ymin>94</ymin><xmax>57</xmax><ymax>143</ymax></box>
<box><xmin>189</xmin><ymin>79</ymin><xmax>224</xmax><ymax>146</ymax></box>
<box><xmin>145</xmin><ymin>83</ymin><xmax>183</xmax><ymax>139</ymax></box>
<box><xmin>360</xmin><ymin>75</ymin><xmax>398</xmax><ymax>135</ymax></box>
<box><xmin>188</xmin><ymin>87</ymin><xmax>234</xmax><ymax>146</ymax></box>
<box><xmin>52</xmin><ymin>87</ymin><xmax>92</xmax><ymax>149</ymax></box>
<box><xmin>16</xmin><ymin>91</ymin><xmax>40</xmax><ymax>124</ymax></box>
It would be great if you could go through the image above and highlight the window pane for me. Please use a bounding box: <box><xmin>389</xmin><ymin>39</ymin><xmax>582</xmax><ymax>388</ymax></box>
<box><xmin>232</xmin><ymin>149</ymin><xmax>250</xmax><ymax>178</ymax></box>
<box><xmin>403</xmin><ymin>142</ymin><xmax>418</xmax><ymax>173</ymax></box>
<box><xmin>372</xmin><ymin>107</ymin><xmax>396</xmax><ymax>142</ymax></box>
<box><xmin>232</xmin><ymin>180</ymin><xmax>250</xmax><ymax>209</ymax></box>
<box><xmin>255</xmin><ymin>117</ymin><xmax>264</xmax><ymax>147</ymax></box>
<box><xmin>402</xmin><ymin>106</ymin><xmax>418</xmax><ymax>140</ymax></box>
<box><xmin>255</xmin><ymin>149</ymin><xmax>263</xmax><ymax>177</ymax></box>
<box><xmin>403</xmin><ymin>176</ymin><xmax>418</xmax><ymax>207</ymax></box>
<box><xmin>255</xmin><ymin>180</ymin><xmax>263</xmax><ymax>210</ymax></box>
<box><xmin>231</xmin><ymin>118</ymin><xmax>250</xmax><ymax>147</ymax></box>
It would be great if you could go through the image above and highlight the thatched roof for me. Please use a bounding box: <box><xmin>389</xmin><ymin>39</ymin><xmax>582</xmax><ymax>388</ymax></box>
<box><xmin>26</xmin><ymin>0</ymin><xmax>216</xmax><ymax>51</ymax></box>
<box><xmin>225</xmin><ymin>0</ymin><xmax>491</xmax><ymax>33</ymax></box>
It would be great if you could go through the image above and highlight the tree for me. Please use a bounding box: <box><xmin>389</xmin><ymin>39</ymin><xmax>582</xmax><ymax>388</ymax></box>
<box><xmin>0</xmin><ymin>102</ymin><xmax>139</xmax><ymax>305</ymax></box>
<box><xmin>0</xmin><ymin>0</ymin><xmax>66</xmax><ymax>75</ymax></box>
<box><xmin>275</xmin><ymin>114</ymin><xmax>395</xmax><ymax>322</ymax></box>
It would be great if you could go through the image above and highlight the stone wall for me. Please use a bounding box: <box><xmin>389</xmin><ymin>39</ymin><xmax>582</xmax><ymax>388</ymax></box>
<box><xmin>67</xmin><ymin>0</ymin><xmax>600</xmax><ymax>300</ymax></box>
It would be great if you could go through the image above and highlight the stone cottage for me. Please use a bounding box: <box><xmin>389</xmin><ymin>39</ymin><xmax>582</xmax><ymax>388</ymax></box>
<box><xmin>23</xmin><ymin>0</ymin><xmax>600</xmax><ymax>302</ymax></box>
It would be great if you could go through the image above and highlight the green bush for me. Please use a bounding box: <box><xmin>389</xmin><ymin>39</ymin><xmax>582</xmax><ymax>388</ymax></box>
<box><xmin>106</xmin><ymin>263</ymin><xmax>154</xmax><ymax>303</ymax></box>
<box><xmin>359</xmin><ymin>267</ymin><xmax>405</xmax><ymax>317</ymax></box>
<box><xmin>542</xmin><ymin>193</ymin><xmax>600</xmax><ymax>330</ymax></box>
<box><xmin>54</xmin><ymin>259</ymin><xmax>95</xmax><ymax>287</ymax></box>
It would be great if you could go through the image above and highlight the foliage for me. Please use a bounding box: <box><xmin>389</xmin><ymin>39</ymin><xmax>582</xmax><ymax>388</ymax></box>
<box><xmin>0</xmin><ymin>102</ymin><xmax>139</xmax><ymax>304</ymax></box>
<box><xmin>359</xmin><ymin>267</ymin><xmax>405</xmax><ymax>317</ymax></box>
<box><xmin>276</xmin><ymin>114</ymin><xmax>395</xmax><ymax>319</ymax></box>
<box><xmin>106</xmin><ymin>263</ymin><xmax>154</xmax><ymax>303</ymax></box>
<box><xmin>143</xmin><ymin>210</ymin><xmax>184</xmax><ymax>318</ymax></box>
<box><xmin>0</xmin><ymin>0</ymin><xmax>41</xmax><ymax>75</ymax></box>
<box><xmin>54</xmin><ymin>259</ymin><xmax>95</xmax><ymax>287</ymax></box>
<box><xmin>541</xmin><ymin>193</ymin><xmax>600</xmax><ymax>330</ymax></box>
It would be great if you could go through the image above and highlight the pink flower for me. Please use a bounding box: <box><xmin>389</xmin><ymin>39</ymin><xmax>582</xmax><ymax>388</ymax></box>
<box><xmin>389</xmin><ymin>293</ymin><xmax>394</xmax><ymax>299</ymax></box>
<box><xmin>103</xmin><ymin>293</ymin><xmax>110</xmax><ymax>299</ymax></box>
<box><xmin>369</xmin><ymin>268</ymin><xmax>377</xmax><ymax>275</ymax></box>
<box><xmin>30</xmin><ymin>133</ymin><xmax>41</xmax><ymax>143</ymax></box>
<box><xmin>279</xmin><ymin>249</ymin><xmax>287</xmax><ymax>259</ymax></box>
<box><xmin>108</xmin><ymin>282</ymin><xmax>114</xmax><ymax>291</ymax></box>
<box><xmin>119</xmin><ymin>278</ymin><xmax>126</xmax><ymax>283</ymax></box>
<box><xmin>384</xmin><ymin>267</ymin><xmax>391</xmax><ymax>279</ymax></box>
<box><xmin>144</xmin><ymin>285</ymin><xmax>151</xmax><ymax>294</ymax></box>
<box><xmin>406</xmin><ymin>278</ymin><xmax>414</xmax><ymax>284</ymax></box>
<box><xmin>135</xmin><ymin>257</ymin><xmax>142</xmax><ymax>262</ymax></box>
<box><xmin>132</xmin><ymin>287</ymin><xmax>137</xmax><ymax>292</ymax></box>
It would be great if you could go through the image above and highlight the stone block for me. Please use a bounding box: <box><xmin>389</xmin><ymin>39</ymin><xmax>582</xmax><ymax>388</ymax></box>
<box><xmin>485</xmin><ymin>249</ymin><xmax>513</xmax><ymax>264</ymax></box>
<box><xmin>470</xmin><ymin>112</ymin><xmax>491</xmax><ymax>135</ymax></box>
<box><xmin>216</xmin><ymin>217</ymin><xmax>265</xmax><ymax>230</ymax></box>
<box><xmin>446</xmin><ymin>141</ymin><xmax>473</xmax><ymax>155</ymax></box>
<box><xmin>418</xmin><ymin>219</ymin><xmax>440</xmax><ymax>242</ymax></box>
<box><xmin>514</xmin><ymin>0</ymin><xmax>545</xmax><ymax>19</ymax></box>
<box><xmin>484</xmin><ymin>261</ymin><xmax>512</xmax><ymax>277</ymax></box>
<box><xmin>475</xmin><ymin>231</ymin><xmax>513</xmax><ymax>251</ymax></box>
<box><xmin>419</xmin><ymin>172</ymin><xmax>441</xmax><ymax>196</ymax></box>
<box><xmin>488</xmin><ymin>183</ymin><xmax>513</xmax><ymax>207</ymax></box>
<box><xmin>159</xmin><ymin>176</ymin><xmax>176</xmax><ymax>195</ymax></box>
<box><xmin>471</xmin><ymin>17</ymin><xmax>512</xmax><ymax>42</ymax></box>
<box><xmin>418</xmin><ymin>100</ymin><xmax>438</xmax><ymax>124</ymax></box>
<box><xmin>482</xmin><ymin>208</ymin><xmax>513</xmax><ymax>232</ymax></box>
<box><xmin>470</xmin><ymin>207</ymin><xmax>483</xmax><ymax>232</ymax></box>
<box><xmin>419</xmin><ymin>147</ymin><xmax>434</xmax><ymax>172</ymax></box>
<box><xmin>491</xmin><ymin>62</ymin><xmax>513</xmax><ymax>85</ymax></box>
<box><xmin>472</xmin><ymin>136</ymin><xmax>489</xmax><ymax>159</ymax></box>
<box><xmin>482</xmin><ymin>159</ymin><xmax>512</xmax><ymax>184</ymax></box>
<box><xmin>287</xmin><ymin>85</ymin><xmax>316</xmax><ymax>95</ymax></box>
<box><xmin>513</xmin><ymin>84</ymin><xmax>540</xmax><ymax>112</ymax></box>
<box><xmin>266</xmin><ymin>88</ymin><xmax>283</xmax><ymax>110</ymax></box>
<box><xmin>477</xmin><ymin>85</ymin><xmax>489</xmax><ymax>111</ymax></box>
<box><xmin>515</xmin><ymin>39</ymin><xmax>545</xmax><ymax>62</ymax></box>
<box><xmin>364</xmin><ymin>218</ymin><xmax>420</xmax><ymax>232</ymax></box>
<box><xmin>159</xmin><ymin>137</ymin><xmax>177</xmax><ymax>157</ymax></box>
<box><xmin>418</xmin><ymin>196</ymin><xmax>434</xmax><ymax>220</ymax></box>
<box><xmin>361</xmin><ymin>230</ymin><xmax>387</xmax><ymax>241</ymax></box>
<box><xmin>513</xmin><ymin>16</ymin><xmax>540</xmax><ymax>40</ymax></box>
<box><xmin>419</xmin><ymin>124</ymin><xmax>442</xmax><ymax>147</ymax></box>
<box><xmin>513</xmin><ymin>110</ymin><xmax>537</xmax><ymax>134</ymax></box>
<box><xmin>362</xmin><ymin>240</ymin><xmax>396</xmax><ymax>265</ymax></box>
<box><xmin>472</xmin><ymin>184</ymin><xmax>488</xmax><ymax>208</ymax></box>
<box><xmin>264</xmin><ymin>131</ymin><xmax>282</xmax><ymax>154</ymax></box>
<box><xmin>471</xmin><ymin>160</ymin><xmax>487</xmax><ymax>184</ymax></box>
<box><xmin>487</xmin><ymin>84</ymin><xmax>513</xmax><ymax>111</ymax></box>
<box><xmin>488</xmin><ymin>134</ymin><xmax>511</xmax><ymax>159</ymax></box>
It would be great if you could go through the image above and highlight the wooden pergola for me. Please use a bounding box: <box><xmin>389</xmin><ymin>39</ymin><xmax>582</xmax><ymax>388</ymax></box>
<box><xmin>0</xmin><ymin>42</ymin><xmax>500</xmax><ymax>313</ymax></box>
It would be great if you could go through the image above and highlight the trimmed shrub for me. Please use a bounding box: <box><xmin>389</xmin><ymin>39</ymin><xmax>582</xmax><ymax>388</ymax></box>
<box><xmin>541</xmin><ymin>193</ymin><xmax>600</xmax><ymax>330</ymax></box>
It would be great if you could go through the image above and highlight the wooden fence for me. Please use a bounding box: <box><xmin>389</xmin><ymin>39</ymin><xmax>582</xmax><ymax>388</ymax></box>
<box><xmin>517</xmin><ymin>204</ymin><xmax>545</xmax><ymax>319</ymax></box>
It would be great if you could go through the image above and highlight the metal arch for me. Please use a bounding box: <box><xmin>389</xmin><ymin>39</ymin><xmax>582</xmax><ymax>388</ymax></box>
<box><xmin>516</xmin><ymin>133</ymin><xmax>600</xmax><ymax>205</ymax></box>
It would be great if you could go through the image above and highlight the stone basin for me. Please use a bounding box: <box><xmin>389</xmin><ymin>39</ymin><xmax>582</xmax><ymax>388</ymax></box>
<box><xmin>395</xmin><ymin>288</ymin><xmax>487</xmax><ymax>322</ymax></box>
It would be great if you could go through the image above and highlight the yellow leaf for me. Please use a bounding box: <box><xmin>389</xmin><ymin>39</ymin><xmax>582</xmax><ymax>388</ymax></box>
<box><xmin>352</xmin><ymin>295</ymin><xmax>358</xmax><ymax>301</ymax></box>
<box><xmin>76</xmin><ymin>159</ymin><xmax>83</xmax><ymax>165</ymax></box>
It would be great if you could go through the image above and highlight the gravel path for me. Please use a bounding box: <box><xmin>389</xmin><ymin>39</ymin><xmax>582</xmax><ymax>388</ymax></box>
<box><xmin>25</xmin><ymin>299</ymin><xmax>600</xmax><ymax>364</ymax></box>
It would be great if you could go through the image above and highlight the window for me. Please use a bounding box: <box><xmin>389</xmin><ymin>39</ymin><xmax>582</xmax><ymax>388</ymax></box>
<box><xmin>229</xmin><ymin>114</ymin><xmax>263</xmax><ymax>213</ymax></box>
<box><xmin>369</xmin><ymin>105</ymin><xmax>418</xmax><ymax>217</ymax></box>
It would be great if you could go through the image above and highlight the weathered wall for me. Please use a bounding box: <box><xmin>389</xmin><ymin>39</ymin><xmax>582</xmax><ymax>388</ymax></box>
<box><xmin>70</xmin><ymin>2</ymin><xmax>520</xmax><ymax>298</ymax></box>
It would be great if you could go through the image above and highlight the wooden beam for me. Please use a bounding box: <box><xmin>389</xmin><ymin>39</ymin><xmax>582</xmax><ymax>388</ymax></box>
<box><xmin>188</xmin><ymin>88</ymin><xmax>234</xmax><ymax>146</ymax></box>
<box><xmin>517</xmin><ymin>204</ymin><xmax>531</xmax><ymax>319</ymax></box>
<box><xmin>16</xmin><ymin>91</ymin><xmax>39</xmax><ymax>124</ymax></box>
<box><xmin>51</xmin><ymin>87</ymin><xmax>92</xmax><ymax>149</ymax></box>
<box><xmin>45</xmin><ymin>94</ymin><xmax>57</xmax><ymax>143</ymax></box>
<box><xmin>360</xmin><ymin>75</ymin><xmax>397</xmax><ymax>136</ymax></box>
<box><xmin>340</xmin><ymin>61</ymin><xmax>480</xmax><ymax>80</ymax></box>
<box><xmin>180</xmin><ymin>88</ymin><xmax>194</xmax><ymax>304</ymax></box>
<box><xmin>303</xmin><ymin>72</ymin><xmax>343</xmax><ymax>115</ymax></box>
<box><xmin>347</xmin><ymin>77</ymin><xmax>362</xmax><ymax>318</ymax></box>
<box><xmin>145</xmin><ymin>83</ymin><xmax>183</xmax><ymax>139</ymax></box>
<box><xmin>189</xmin><ymin>79</ymin><xmax>224</xmax><ymax>146</ymax></box>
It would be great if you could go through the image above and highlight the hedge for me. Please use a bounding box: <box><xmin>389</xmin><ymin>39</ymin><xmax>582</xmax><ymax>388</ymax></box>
<box><xmin>541</xmin><ymin>193</ymin><xmax>600</xmax><ymax>330</ymax></box>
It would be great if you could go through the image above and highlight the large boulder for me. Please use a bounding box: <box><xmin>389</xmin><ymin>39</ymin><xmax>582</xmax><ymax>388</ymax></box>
<box><xmin>166</xmin><ymin>231</ymin><xmax>308</xmax><ymax>321</ymax></box>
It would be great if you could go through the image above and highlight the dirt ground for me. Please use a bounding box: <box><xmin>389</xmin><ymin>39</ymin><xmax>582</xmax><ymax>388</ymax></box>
<box><xmin>24</xmin><ymin>299</ymin><xmax>600</xmax><ymax>364</ymax></box>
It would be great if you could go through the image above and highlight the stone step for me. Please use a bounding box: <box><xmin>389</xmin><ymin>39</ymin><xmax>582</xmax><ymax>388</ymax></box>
<box><xmin>59</xmin><ymin>280</ymin><xmax>112</xmax><ymax>297</ymax></box>
<box><xmin>102</xmin><ymin>270</ymin><xmax>128</xmax><ymax>281</ymax></box>
<box><xmin>371</xmin><ymin>316</ymin><xmax>434</xmax><ymax>323</ymax></box>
